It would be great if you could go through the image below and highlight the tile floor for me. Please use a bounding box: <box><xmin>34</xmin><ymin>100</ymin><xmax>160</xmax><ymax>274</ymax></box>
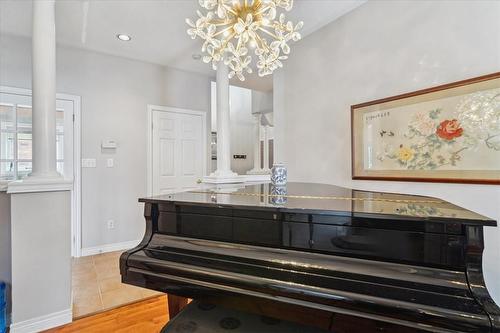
<box><xmin>72</xmin><ymin>251</ymin><xmax>164</xmax><ymax>318</ymax></box>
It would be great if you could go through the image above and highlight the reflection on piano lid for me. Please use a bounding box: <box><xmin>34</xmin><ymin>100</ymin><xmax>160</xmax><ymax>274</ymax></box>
<box><xmin>143</xmin><ymin>182</ymin><xmax>494</xmax><ymax>223</ymax></box>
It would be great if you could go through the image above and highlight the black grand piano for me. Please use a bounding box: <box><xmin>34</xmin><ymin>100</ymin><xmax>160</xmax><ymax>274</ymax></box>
<box><xmin>120</xmin><ymin>182</ymin><xmax>500</xmax><ymax>332</ymax></box>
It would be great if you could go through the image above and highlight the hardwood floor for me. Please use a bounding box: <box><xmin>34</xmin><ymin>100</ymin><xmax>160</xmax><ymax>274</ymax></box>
<box><xmin>44</xmin><ymin>295</ymin><xmax>169</xmax><ymax>333</ymax></box>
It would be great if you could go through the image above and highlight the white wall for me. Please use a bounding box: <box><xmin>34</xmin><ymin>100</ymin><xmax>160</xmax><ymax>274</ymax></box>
<box><xmin>0</xmin><ymin>34</ymin><xmax>212</xmax><ymax>251</ymax></box>
<box><xmin>164</xmin><ymin>67</ymin><xmax>212</xmax><ymax>112</ymax></box>
<box><xmin>276</xmin><ymin>0</ymin><xmax>500</xmax><ymax>303</ymax></box>
<box><xmin>252</xmin><ymin>90</ymin><xmax>273</xmax><ymax>115</ymax></box>
<box><xmin>57</xmin><ymin>41</ymin><xmax>165</xmax><ymax>251</ymax></box>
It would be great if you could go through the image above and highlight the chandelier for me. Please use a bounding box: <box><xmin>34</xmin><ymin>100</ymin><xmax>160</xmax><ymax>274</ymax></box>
<box><xmin>186</xmin><ymin>0</ymin><xmax>303</xmax><ymax>81</ymax></box>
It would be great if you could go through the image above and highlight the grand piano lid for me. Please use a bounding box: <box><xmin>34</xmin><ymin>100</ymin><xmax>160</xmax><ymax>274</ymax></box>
<box><xmin>140</xmin><ymin>182</ymin><xmax>496</xmax><ymax>225</ymax></box>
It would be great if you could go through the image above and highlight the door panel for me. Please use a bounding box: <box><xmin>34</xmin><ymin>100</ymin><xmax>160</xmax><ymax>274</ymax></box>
<box><xmin>181</xmin><ymin>140</ymin><xmax>196</xmax><ymax>175</ymax></box>
<box><xmin>160</xmin><ymin>139</ymin><xmax>175</xmax><ymax>176</ymax></box>
<box><xmin>152</xmin><ymin>109</ymin><xmax>205</xmax><ymax>195</ymax></box>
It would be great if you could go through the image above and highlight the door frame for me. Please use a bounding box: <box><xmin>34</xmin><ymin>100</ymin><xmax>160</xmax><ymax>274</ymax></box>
<box><xmin>0</xmin><ymin>85</ymin><xmax>82</xmax><ymax>257</ymax></box>
<box><xmin>147</xmin><ymin>105</ymin><xmax>208</xmax><ymax>196</ymax></box>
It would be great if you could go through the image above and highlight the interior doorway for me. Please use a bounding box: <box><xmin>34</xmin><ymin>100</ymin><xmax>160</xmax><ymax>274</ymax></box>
<box><xmin>0</xmin><ymin>86</ymin><xmax>82</xmax><ymax>256</ymax></box>
<box><xmin>147</xmin><ymin>105</ymin><xmax>207</xmax><ymax>196</ymax></box>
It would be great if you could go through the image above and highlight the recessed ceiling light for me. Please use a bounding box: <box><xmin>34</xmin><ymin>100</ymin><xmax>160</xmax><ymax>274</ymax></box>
<box><xmin>116</xmin><ymin>34</ymin><xmax>131</xmax><ymax>41</ymax></box>
<box><xmin>192</xmin><ymin>54</ymin><xmax>202</xmax><ymax>60</ymax></box>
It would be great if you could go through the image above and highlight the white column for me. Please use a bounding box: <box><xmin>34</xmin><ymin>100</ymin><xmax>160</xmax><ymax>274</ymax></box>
<box><xmin>263</xmin><ymin>125</ymin><xmax>270</xmax><ymax>171</ymax></box>
<box><xmin>203</xmin><ymin>62</ymin><xmax>242</xmax><ymax>183</ymax></box>
<box><xmin>29</xmin><ymin>0</ymin><xmax>60</xmax><ymax>179</ymax></box>
<box><xmin>273</xmin><ymin>70</ymin><xmax>286</xmax><ymax>165</ymax></box>
<box><xmin>253</xmin><ymin>114</ymin><xmax>262</xmax><ymax>170</ymax></box>
<box><xmin>215</xmin><ymin>62</ymin><xmax>233</xmax><ymax>175</ymax></box>
<box><xmin>247</xmin><ymin>113</ymin><xmax>264</xmax><ymax>174</ymax></box>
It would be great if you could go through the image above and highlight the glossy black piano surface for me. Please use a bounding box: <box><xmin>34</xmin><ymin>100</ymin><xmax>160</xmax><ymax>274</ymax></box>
<box><xmin>120</xmin><ymin>182</ymin><xmax>500</xmax><ymax>333</ymax></box>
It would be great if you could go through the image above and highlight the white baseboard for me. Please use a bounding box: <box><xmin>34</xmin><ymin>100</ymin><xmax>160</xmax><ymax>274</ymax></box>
<box><xmin>80</xmin><ymin>239</ymin><xmax>141</xmax><ymax>257</ymax></box>
<box><xmin>10</xmin><ymin>308</ymin><xmax>72</xmax><ymax>333</ymax></box>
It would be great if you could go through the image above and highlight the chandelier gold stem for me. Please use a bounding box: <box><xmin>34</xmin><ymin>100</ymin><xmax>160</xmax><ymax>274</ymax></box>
<box><xmin>213</xmin><ymin>22</ymin><xmax>231</xmax><ymax>27</ymax></box>
<box><xmin>258</xmin><ymin>27</ymin><xmax>278</xmax><ymax>39</ymax></box>
<box><xmin>255</xmin><ymin>5</ymin><xmax>270</xmax><ymax>15</ymax></box>
<box><xmin>213</xmin><ymin>26</ymin><xmax>233</xmax><ymax>37</ymax></box>
<box><xmin>254</xmin><ymin>34</ymin><xmax>269</xmax><ymax>52</ymax></box>
<box><xmin>219</xmin><ymin>31</ymin><xmax>237</xmax><ymax>54</ymax></box>
<box><xmin>224</xmin><ymin>6</ymin><xmax>238</xmax><ymax>16</ymax></box>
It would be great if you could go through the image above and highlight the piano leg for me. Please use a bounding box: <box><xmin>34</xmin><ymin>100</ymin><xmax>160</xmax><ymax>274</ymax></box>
<box><xmin>167</xmin><ymin>294</ymin><xmax>188</xmax><ymax>319</ymax></box>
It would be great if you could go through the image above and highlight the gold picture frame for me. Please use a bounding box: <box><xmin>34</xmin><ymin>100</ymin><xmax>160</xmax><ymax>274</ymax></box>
<box><xmin>351</xmin><ymin>72</ymin><xmax>500</xmax><ymax>184</ymax></box>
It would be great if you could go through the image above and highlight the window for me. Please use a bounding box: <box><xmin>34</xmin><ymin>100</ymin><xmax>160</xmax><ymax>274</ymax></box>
<box><xmin>0</xmin><ymin>102</ymin><xmax>64</xmax><ymax>180</ymax></box>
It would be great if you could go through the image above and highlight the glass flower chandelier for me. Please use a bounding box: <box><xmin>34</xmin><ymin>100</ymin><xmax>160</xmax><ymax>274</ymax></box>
<box><xmin>186</xmin><ymin>0</ymin><xmax>303</xmax><ymax>81</ymax></box>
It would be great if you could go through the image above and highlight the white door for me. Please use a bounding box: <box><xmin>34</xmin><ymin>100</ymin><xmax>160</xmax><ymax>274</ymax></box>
<box><xmin>0</xmin><ymin>87</ymin><xmax>81</xmax><ymax>255</ymax></box>
<box><xmin>151</xmin><ymin>107</ymin><xmax>206</xmax><ymax>195</ymax></box>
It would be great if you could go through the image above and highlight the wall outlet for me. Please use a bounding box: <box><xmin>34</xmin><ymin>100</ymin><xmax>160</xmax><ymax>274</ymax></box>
<box><xmin>107</xmin><ymin>219</ymin><xmax>115</xmax><ymax>229</ymax></box>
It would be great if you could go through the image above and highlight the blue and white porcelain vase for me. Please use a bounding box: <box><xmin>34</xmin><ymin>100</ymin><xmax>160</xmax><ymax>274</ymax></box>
<box><xmin>271</xmin><ymin>163</ymin><xmax>287</xmax><ymax>186</ymax></box>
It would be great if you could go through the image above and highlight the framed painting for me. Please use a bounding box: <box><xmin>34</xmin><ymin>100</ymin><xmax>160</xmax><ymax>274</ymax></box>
<box><xmin>351</xmin><ymin>72</ymin><xmax>500</xmax><ymax>184</ymax></box>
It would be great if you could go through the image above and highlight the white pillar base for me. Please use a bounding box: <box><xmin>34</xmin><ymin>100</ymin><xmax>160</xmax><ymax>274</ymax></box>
<box><xmin>22</xmin><ymin>172</ymin><xmax>63</xmax><ymax>183</ymax></box>
<box><xmin>7</xmin><ymin>178</ymin><xmax>72</xmax><ymax>194</ymax></box>
<box><xmin>27</xmin><ymin>168</ymin><xmax>62</xmax><ymax>178</ymax></box>
<box><xmin>202</xmin><ymin>174</ymin><xmax>270</xmax><ymax>184</ymax></box>
<box><xmin>202</xmin><ymin>174</ymin><xmax>245</xmax><ymax>184</ymax></box>
<box><xmin>246</xmin><ymin>168</ymin><xmax>270</xmax><ymax>175</ymax></box>
<box><xmin>244</xmin><ymin>174</ymin><xmax>271</xmax><ymax>183</ymax></box>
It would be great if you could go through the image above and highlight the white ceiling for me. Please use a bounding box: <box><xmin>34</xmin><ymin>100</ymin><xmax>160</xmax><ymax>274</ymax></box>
<box><xmin>0</xmin><ymin>0</ymin><xmax>365</xmax><ymax>91</ymax></box>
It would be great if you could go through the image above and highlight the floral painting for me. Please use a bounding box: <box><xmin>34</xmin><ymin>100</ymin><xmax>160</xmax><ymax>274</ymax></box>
<box><xmin>352</xmin><ymin>73</ymin><xmax>500</xmax><ymax>184</ymax></box>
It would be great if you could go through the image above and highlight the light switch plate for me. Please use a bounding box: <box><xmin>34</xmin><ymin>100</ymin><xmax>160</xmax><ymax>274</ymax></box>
<box><xmin>106</xmin><ymin>158</ymin><xmax>114</xmax><ymax>168</ymax></box>
<box><xmin>81</xmin><ymin>158</ymin><xmax>97</xmax><ymax>168</ymax></box>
